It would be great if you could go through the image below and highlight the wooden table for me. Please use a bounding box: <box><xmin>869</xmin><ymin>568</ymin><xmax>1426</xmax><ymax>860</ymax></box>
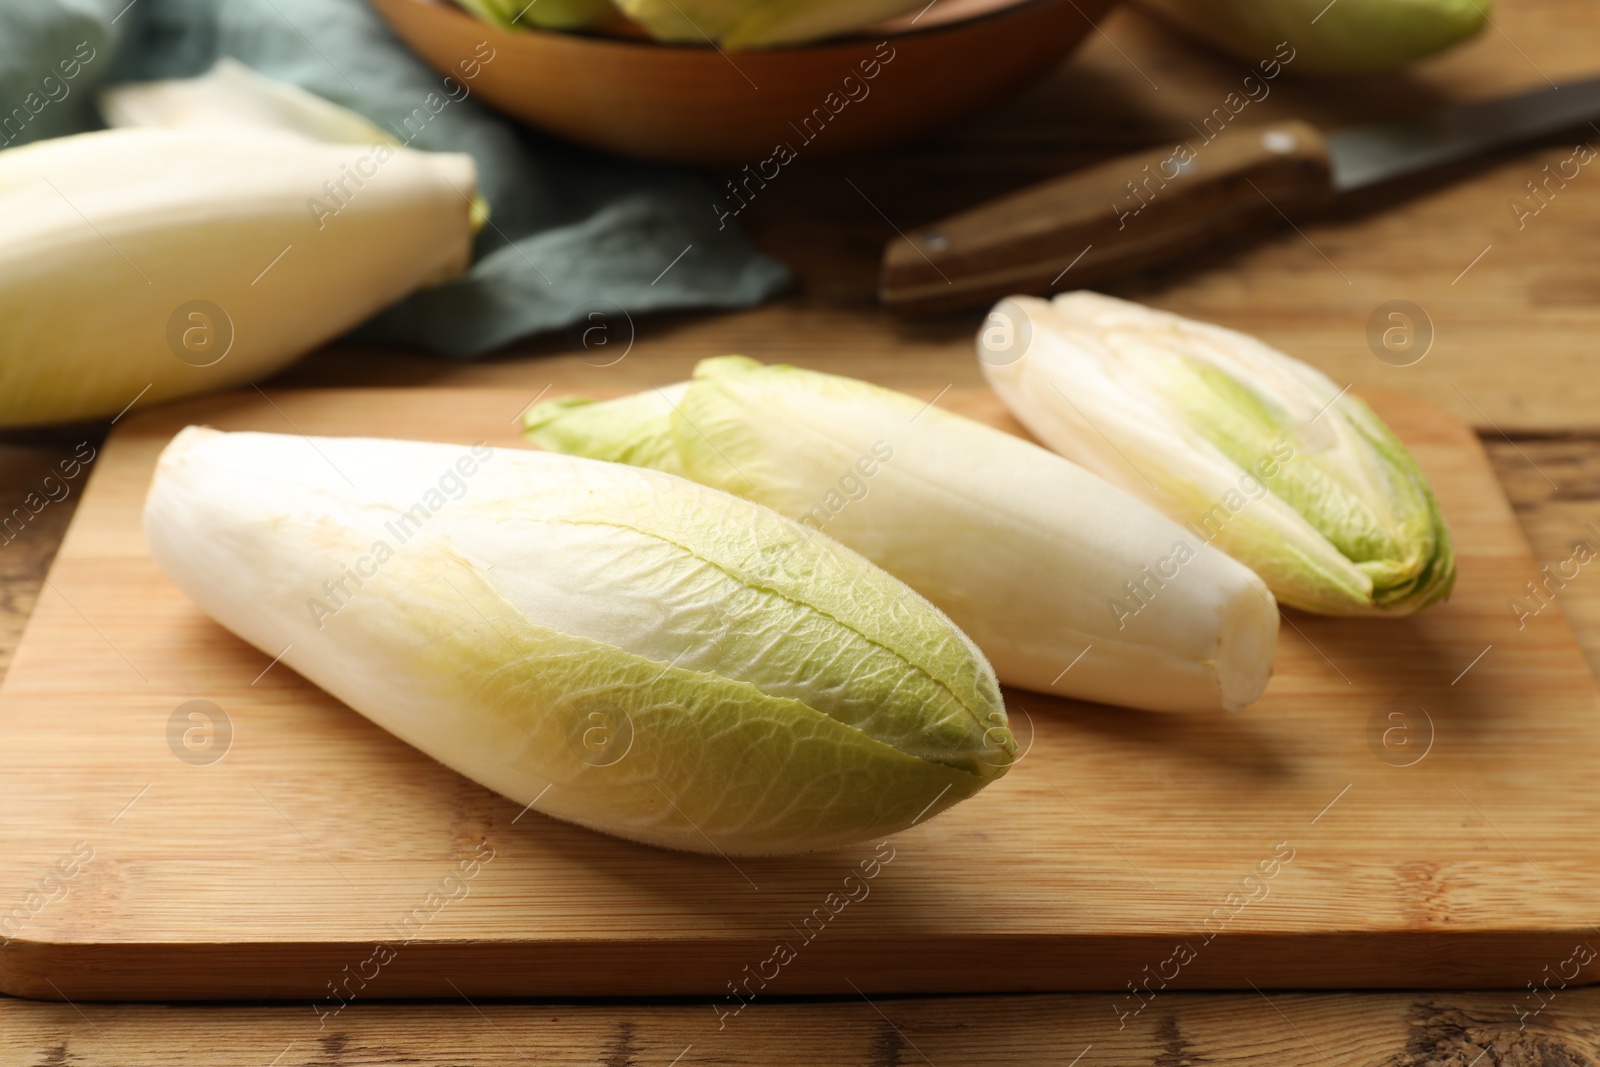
<box><xmin>7</xmin><ymin>0</ymin><xmax>1600</xmax><ymax>1059</ymax></box>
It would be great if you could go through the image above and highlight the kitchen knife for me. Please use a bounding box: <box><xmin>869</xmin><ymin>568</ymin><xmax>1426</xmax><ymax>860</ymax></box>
<box><xmin>879</xmin><ymin>76</ymin><xmax>1600</xmax><ymax>315</ymax></box>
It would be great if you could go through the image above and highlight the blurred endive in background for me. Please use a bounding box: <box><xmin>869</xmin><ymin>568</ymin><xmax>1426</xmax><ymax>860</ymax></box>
<box><xmin>0</xmin><ymin>0</ymin><xmax>787</xmax><ymax>360</ymax></box>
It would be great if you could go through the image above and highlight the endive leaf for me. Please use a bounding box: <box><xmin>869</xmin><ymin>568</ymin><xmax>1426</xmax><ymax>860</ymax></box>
<box><xmin>527</xmin><ymin>356</ymin><xmax>1280</xmax><ymax>714</ymax></box>
<box><xmin>609</xmin><ymin>0</ymin><xmax>925</xmax><ymax>46</ymax></box>
<box><xmin>981</xmin><ymin>292</ymin><xmax>1455</xmax><ymax>616</ymax></box>
<box><xmin>1136</xmin><ymin>0</ymin><xmax>1487</xmax><ymax>76</ymax></box>
<box><xmin>145</xmin><ymin>428</ymin><xmax>1010</xmax><ymax>855</ymax></box>
<box><xmin>0</xmin><ymin>128</ymin><xmax>476</xmax><ymax>427</ymax></box>
<box><xmin>100</xmin><ymin>58</ymin><xmax>398</xmax><ymax>147</ymax></box>
<box><xmin>455</xmin><ymin>0</ymin><xmax>621</xmax><ymax>31</ymax></box>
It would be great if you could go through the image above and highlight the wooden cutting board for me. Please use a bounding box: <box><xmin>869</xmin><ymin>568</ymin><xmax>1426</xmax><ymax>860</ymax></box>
<box><xmin>3</xmin><ymin>386</ymin><xmax>1598</xmax><ymax>1003</ymax></box>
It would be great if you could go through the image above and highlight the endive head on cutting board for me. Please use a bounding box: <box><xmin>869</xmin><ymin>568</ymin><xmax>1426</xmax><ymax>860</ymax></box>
<box><xmin>523</xmin><ymin>356</ymin><xmax>1281</xmax><ymax>714</ymax></box>
<box><xmin>881</xmin><ymin>74</ymin><xmax>1600</xmax><ymax>314</ymax></box>
<box><xmin>976</xmin><ymin>291</ymin><xmax>1456</xmax><ymax>617</ymax></box>
<box><xmin>144</xmin><ymin>427</ymin><xmax>1015</xmax><ymax>856</ymax></box>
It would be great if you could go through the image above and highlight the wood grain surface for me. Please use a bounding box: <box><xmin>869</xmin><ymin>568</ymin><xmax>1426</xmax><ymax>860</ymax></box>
<box><xmin>1</xmin><ymin>385</ymin><xmax>1596</xmax><ymax>1003</ymax></box>
<box><xmin>278</xmin><ymin>0</ymin><xmax>1600</xmax><ymax>434</ymax></box>
<box><xmin>7</xmin><ymin>988</ymin><xmax>1600</xmax><ymax>1067</ymax></box>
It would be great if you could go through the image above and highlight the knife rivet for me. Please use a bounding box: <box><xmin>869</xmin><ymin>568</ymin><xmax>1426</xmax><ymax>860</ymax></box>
<box><xmin>923</xmin><ymin>231</ymin><xmax>950</xmax><ymax>252</ymax></box>
<box><xmin>1261</xmin><ymin>130</ymin><xmax>1298</xmax><ymax>155</ymax></box>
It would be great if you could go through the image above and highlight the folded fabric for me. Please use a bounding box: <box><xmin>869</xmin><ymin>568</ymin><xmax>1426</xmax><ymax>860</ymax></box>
<box><xmin>0</xmin><ymin>0</ymin><xmax>790</xmax><ymax>358</ymax></box>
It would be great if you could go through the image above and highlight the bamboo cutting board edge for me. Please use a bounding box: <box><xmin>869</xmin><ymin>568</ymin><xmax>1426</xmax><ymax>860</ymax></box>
<box><xmin>2</xmin><ymin>385</ymin><xmax>1598</xmax><ymax>1001</ymax></box>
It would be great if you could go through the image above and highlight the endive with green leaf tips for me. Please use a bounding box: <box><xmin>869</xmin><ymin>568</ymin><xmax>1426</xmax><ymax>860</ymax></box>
<box><xmin>525</xmin><ymin>356</ymin><xmax>1280</xmax><ymax>714</ymax></box>
<box><xmin>452</xmin><ymin>0</ymin><xmax>620</xmax><ymax>32</ymax></box>
<box><xmin>145</xmin><ymin>428</ymin><xmax>1011</xmax><ymax>855</ymax></box>
<box><xmin>1135</xmin><ymin>0</ymin><xmax>1487</xmax><ymax>76</ymax></box>
<box><xmin>609</xmin><ymin>0</ymin><xmax>926</xmax><ymax>46</ymax></box>
<box><xmin>979</xmin><ymin>292</ymin><xmax>1455</xmax><ymax>616</ymax></box>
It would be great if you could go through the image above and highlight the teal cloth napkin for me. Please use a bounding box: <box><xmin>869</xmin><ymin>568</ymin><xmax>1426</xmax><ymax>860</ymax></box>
<box><xmin>0</xmin><ymin>0</ymin><xmax>790</xmax><ymax>358</ymax></box>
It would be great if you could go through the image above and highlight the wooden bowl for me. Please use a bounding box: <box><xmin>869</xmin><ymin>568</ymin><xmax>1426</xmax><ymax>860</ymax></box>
<box><xmin>369</xmin><ymin>0</ymin><xmax>1116</xmax><ymax>164</ymax></box>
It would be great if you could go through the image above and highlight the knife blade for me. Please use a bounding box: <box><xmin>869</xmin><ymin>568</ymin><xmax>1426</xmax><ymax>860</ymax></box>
<box><xmin>879</xmin><ymin>76</ymin><xmax>1600</xmax><ymax>315</ymax></box>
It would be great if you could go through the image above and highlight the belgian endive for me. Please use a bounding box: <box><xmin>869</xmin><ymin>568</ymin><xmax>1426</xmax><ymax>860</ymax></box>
<box><xmin>980</xmin><ymin>293</ymin><xmax>1455</xmax><ymax>615</ymax></box>
<box><xmin>1135</xmin><ymin>0</ymin><xmax>1486</xmax><ymax>75</ymax></box>
<box><xmin>525</xmin><ymin>356</ymin><xmax>1280</xmax><ymax>714</ymax></box>
<box><xmin>0</xmin><ymin>64</ymin><xmax>478</xmax><ymax>428</ymax></box>
<box><xmin>609</xmin><ymin>0</ymin><xmax>926</xmax><ymax>47</ymax></box>
<box><xmin>145</xmin><ymin>428</ymin><xmax>1012</xmax><ymax>855</ymax></box>
<box><xmin>452</xmin><ymin>0</ymin><xmax>620</xmax><ymax>31</ymax></box>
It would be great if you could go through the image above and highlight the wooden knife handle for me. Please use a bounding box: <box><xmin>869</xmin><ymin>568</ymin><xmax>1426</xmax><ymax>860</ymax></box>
<box><xmin>879</xmin><ymin>121</ymin><xmax>1335</xmax><ymax>316</ymax></box>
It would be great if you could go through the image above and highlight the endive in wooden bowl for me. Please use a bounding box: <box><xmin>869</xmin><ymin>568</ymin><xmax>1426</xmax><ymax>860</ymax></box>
<box><xmin>368</xmin><ymin>0</ymin><xmax>1117</xmax><ymax>164</ymax></box>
